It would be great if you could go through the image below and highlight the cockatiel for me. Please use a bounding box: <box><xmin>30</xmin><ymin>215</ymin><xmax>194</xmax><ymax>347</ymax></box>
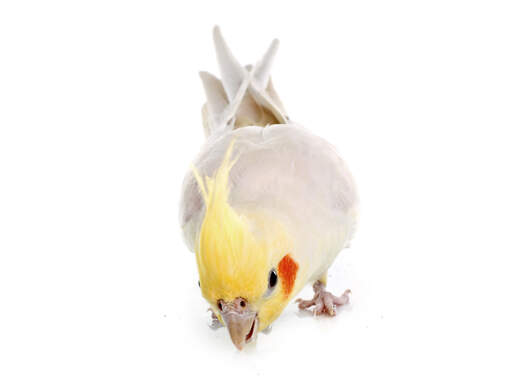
<box><xmin>179</xmin><ymin>26</ymin><xmax>358</xmax><ymax>350</ymax></box>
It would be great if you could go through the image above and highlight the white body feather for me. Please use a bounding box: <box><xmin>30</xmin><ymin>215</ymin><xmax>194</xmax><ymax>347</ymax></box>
<box><xmin>180</xmin><ymin>125</ymin><xmax>358</xmax><ymax>285</ymax></box>
<box><xmin>179</xmin><ymin>27</ymin><xmax>358</xmax><ymax>287</ymax></box>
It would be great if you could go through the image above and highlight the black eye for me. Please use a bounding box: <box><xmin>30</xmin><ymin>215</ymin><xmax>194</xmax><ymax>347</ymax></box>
<box><xmin>217</xmin><ymin>300</ymin><xmax>223</xmax><ymax>311</ymax></box>
<box><xmin>268</xmin><ymin>269</ymin><xmax>278</xmax><ymax>288</ymax></box>
<box><xmin>198</xmin><ymin>280</ymin><xmax>200</xmax><ymax>288</ymax></box>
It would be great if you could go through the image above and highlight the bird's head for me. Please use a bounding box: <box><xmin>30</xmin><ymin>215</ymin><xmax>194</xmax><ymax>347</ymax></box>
<box><xmin>192</xmin><ymin>141</ymin><xmax>300</xmax><ymax>350</ymax></box>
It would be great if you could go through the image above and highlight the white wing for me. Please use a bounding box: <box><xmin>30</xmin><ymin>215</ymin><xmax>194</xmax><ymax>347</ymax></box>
<box><xmin>179</xmin><ymin>124</ymin><xmax>358</xmax><ymax>275</ymax></box>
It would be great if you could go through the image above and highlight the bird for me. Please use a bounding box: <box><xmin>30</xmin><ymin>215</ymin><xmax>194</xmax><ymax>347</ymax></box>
<box><xmin>179</xmin><ymin>26</ymin><xmax>358</xmax><ymax>351</ymax></box>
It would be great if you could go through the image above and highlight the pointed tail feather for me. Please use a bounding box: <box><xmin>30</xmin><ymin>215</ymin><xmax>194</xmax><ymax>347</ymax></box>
<box><xmin>199</xmin><ymin>26</ymin><xmax>289</xmax><ymax>137</ymax></box>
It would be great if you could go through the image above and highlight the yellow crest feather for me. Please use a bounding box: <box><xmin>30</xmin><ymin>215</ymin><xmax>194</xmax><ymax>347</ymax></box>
<box><xmin>192</xmin><ymin>140</ymin><xmax>269</xmax><ymax>304</ymax></box>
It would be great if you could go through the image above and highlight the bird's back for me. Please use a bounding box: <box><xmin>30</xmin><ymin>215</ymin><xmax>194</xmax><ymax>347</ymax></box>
<box><xmin>180</xmin><ymin>27</ymin><xmax>358</xmax><ymax>283</ymax></box>
<box><xmin>180</xmin><ymin>124</ymin><xmax>358</xmax><ymax>281</ymax></box>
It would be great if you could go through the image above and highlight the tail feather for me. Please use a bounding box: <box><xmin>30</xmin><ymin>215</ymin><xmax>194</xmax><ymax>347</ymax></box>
<box><xmin>252</xmin><ymin>38</ymin><xmax>279</xmax><ymax>90</ymax></box>
<box><xmin>199</xmin><ymin>26</ymin><xmax>289</xmax><ymax>137</ymax></box>
<box><xmin>212</xmin><ymin>26</ymin><xmax>246</xmax><ymax>102</ymax></box>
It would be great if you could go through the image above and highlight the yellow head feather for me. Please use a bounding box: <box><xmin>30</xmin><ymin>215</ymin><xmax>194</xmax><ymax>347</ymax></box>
<box><xmin>193</xmin><ymin>141</ymin><xmax>268</xmax><ymax>303</ymax></box>
<box><xmin>192</xmin><ymin>140</ymin><xmax>297</xmax><ymax>330</ymax></box>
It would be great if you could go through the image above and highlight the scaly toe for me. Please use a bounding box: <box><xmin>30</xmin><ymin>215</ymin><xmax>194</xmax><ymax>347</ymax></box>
<box><xmin>207</xmin><ymin>308</ymin><xmax>223</xmax><ymax>329</ymax></box>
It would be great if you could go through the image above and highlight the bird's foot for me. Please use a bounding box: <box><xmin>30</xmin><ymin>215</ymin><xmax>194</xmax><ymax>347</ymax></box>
<box><xmin>296</xmin><ymin>281</ymin><xmax>351</xmax><ymax>316</ymax></box>
<box><xmin>207</xmin><ymin>308</ymin><xmax>223</xmax><ymax>329</ymax></box>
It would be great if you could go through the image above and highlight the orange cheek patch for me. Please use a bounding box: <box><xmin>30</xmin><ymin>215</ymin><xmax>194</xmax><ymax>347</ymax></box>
<box><xmin>278</xmin><ymin>254</ymin><xmax>299</xmax><ymax>297</ymax></box>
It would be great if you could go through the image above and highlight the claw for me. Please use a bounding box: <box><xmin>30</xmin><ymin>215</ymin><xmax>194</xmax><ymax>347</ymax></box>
<box><xmin>208</xmin><ymin>308</ymin><xmax>223</xmax><ymax>329</ymax></box>
<box><xmin>296</xmin><ymin>281</ymin><xmax>351</xmax><ymax>317</ymax></box>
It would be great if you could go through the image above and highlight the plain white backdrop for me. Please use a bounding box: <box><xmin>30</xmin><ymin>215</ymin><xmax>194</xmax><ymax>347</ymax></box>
<box><xmin>1</xmin><ymin>0</ymin><xmax>511</xmax><ymax>377</ymax></box>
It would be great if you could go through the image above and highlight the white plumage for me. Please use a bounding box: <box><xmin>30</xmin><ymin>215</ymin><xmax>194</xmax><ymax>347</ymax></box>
<box><xmin>179</xmin><ymin>26</ymin><xmax>358</xmax><ymax>289</ymax></box>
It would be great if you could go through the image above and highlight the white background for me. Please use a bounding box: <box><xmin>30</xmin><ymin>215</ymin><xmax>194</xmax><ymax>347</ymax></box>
<box><xmin>1</xmin><ymin>1</ymin><xmax>511</xmax><ymax>378</ymax></box>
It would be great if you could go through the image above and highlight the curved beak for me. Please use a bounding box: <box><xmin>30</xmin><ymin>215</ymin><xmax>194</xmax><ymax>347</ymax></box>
<box><xmin>220</xmin><ymin>298</ymin><xmax>259</xmax><ymax>350</ymax></box>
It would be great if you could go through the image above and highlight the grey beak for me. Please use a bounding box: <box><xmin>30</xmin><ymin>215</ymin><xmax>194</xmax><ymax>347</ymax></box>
<box><xmin>219</xmin><ymin>297</ymin><xmax>258</xmax><ymax>350</ymax></box>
